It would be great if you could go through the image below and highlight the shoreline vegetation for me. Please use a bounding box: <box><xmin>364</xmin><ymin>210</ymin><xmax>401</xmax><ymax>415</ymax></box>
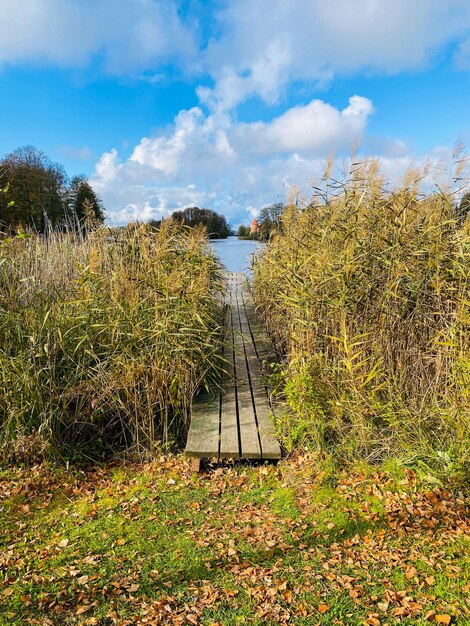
<box><xmin>0</xmin><ymin>220</ymin><xmax>224</xmax><ymax>463</ymax></box>
<box><xmin>252</xmin><ymin>156</ymin><xmax>470</xmax><ymax>485</ymax></box>
<box><xmin>1</xmin><ymin>153</ymin><xmax>469</xmax><ymax>625</ymax></box>
<box><xmin>0</xmin><ymin>152</ymin><xmax>468</xmax><ymax>479</ymax></box>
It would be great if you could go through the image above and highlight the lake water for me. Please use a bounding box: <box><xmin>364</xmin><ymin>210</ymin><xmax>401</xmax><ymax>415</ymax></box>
<box><xmin>209</xmin><ymin>237</ymin><xmax>264</xmax><ymax>274</ymax></box>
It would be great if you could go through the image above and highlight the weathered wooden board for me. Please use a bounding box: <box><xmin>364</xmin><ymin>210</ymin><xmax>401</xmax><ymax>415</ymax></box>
<box><xmin>236</xmin><ymin>291</ymin><xmax>280</xmax><ymax>459</ymax></box>
<box><xmin>185</xmin><ymin>271</ymin><xmax>281</xmax><ymax>462</ymax></box>
<box><xmin>233</xmin><ymin>301</ymin><xmax>262</xmax><ymax>458</ymax></box>
<box><xmin>219</xmin><ymin>305</ymin><xmax>241</xmax><ymax>458</ymax></box>
<box><xmin>185</xmin><ymin>388</ymin><xmax>220</xmax><ymax>458</ymax></box>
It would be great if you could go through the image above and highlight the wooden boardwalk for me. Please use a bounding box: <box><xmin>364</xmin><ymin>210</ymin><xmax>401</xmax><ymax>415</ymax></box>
<box><xmin>185</xmin><ymin>272</ymin><xmax>281</xmax><ymax>465</ymax></box>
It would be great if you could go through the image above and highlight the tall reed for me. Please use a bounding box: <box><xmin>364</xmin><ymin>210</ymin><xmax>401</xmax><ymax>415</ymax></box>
<box><xmin>0</xmin><ymin>220</ymin><xmax>224</xmax><ymax>461</ymax></box>
<box><xmin>253</xmin><ymin>157</ymin><xmax>470</xmax><ymax>476</ymax></box>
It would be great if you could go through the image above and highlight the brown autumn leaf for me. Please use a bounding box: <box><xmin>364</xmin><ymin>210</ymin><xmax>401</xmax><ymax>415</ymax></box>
<box><xmin>317</xmin><ymin>604</ymin><xmax>329</xmax><ymax>614</ymax></box>
<box><xmin>435</xmin><ymin>615</ymin><xmax>452</xmax><ymax>625</ymax></box>
<box><xmin>117</xmin><ymin>538</ymin><xmax>126</xmax><ymax>545</ymax></box>
<box><xmin>58</xmin><ymin>539</ymin><xmax>69</xmax><ymax>548</ymax></box>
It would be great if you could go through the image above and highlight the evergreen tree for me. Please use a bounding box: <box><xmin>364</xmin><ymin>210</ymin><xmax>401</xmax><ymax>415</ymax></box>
<box><xmin>67</xmin><ymin>175</ymin><xmax>105</xmax><ymax>229</ymax></box>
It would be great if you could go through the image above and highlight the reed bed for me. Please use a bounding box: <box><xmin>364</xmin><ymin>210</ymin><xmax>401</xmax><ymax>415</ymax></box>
<box><xmin>0</xmin><ymin>220</ymin><xmax>224</xmax><ymax>461</ymax></box>
<box><xmin>253</xmin><ymin>157</ymin><xmax>470</xmax><ymax>477</ymax></box>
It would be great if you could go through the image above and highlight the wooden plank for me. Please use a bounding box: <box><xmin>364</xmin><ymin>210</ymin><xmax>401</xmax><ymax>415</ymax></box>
<box><xmin>232</xmin><ymin>299</ymin><xmax>262</xmax><ymax>458</ymax></box>
<box><xmin>219</xmin><ymin>304</ymin><xmax>241</xmax><ymax>458</ymax></box>
<box><xmin>236</xmin><ymin>292</ymin><xmax>281</xmax><ymax>460</ymax></box>
<box><xmin>185</xmin><ymin>388</ymin><xmax>220</xmax><ymax>458</ymax></box>
<box><xmin>186</xmin><ymin>270</ymin><xmax>281</xmax><ymax>461</ymax></box>
<box><xmin>241</xmin><ymin>297</ymin><xmax>277</xmax><ymax>367</ymax></box>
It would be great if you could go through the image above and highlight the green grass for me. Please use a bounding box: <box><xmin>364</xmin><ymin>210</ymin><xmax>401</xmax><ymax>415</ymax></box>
<box><xmin>1</xmin><ymin>455</ymin><xmax>468</xmax><ymax>625</ymax></box>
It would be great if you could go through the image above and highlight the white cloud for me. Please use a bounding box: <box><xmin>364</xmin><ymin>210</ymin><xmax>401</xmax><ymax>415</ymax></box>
<box><xmin>0</xmin><ymin>0</ymin><xmax>469</xmax><ymax>103</ymax></box>
<box><xmin>202</xmin><ymin>0</ymin><xmax>470</xmax><ymax>110</ymax></box>
<box><xmin>455</xmin><ymin>37</ymin><xmax>470</xmax><ymax>69</ymax></box>
<box><xmin>91</xmin><ymin>95</ymin><xmax>376</xmax><ymax>225</ymax></box>
<box><xmin>129</xmin><ymin>108</ymin><xmax>236</xmax><ymax>177</ymax></box>
<box><xmin>0</xmin><ymin>0</ymin><xmax>196</xmax><ymax>74</ymax></box>
<box><xmin>90</xmin><ymin>93</ymin><xmax>460</xmax><ymax>227</ymax></box>
<box><xmin>233</xmin><ymin>96</ymin><xmax>373</xmax><ymax>155</ymax></box>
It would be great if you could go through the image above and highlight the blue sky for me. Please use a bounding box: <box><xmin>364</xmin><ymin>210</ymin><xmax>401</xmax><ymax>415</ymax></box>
<box><xmin>0</xmin><ymin>0</ymin><xmax>470</xmax><ymax>226</ymax></box>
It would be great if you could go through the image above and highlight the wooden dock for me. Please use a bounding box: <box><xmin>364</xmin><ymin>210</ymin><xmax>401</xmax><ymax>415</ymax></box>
<box><xmin>185</xmin><ymin>272</ymin><xmax>281</xmax><ymax>466</ymax></box>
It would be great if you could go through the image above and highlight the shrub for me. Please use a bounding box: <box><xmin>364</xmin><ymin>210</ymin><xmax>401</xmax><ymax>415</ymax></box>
<box><xmin>253</xmin><ymin>156</ymin><xmax>470</xmax><ymax>477</ymax></box>
<box><xmin>0</xmin><ymin>221</ymin><xmax>223</xmax><ymax>461</ymax></box>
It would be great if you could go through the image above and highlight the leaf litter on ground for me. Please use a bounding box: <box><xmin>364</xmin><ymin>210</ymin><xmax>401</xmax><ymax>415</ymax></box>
<box><xmin>0</xmin><ymin>453</ymin><xmax>468</xmax><ymax>625</ymax></box>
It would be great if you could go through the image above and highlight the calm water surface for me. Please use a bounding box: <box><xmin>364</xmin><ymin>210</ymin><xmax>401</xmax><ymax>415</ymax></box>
<box><xmin>209</xmin><ymin>237</ymin><xmax>264</xmax><ymax>274</ymax></box>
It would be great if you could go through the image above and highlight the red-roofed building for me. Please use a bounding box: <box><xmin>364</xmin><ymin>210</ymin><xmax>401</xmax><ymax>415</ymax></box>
<box><xmin>250</xmin><ymin>218</ymin><xmax>260</xmax><ymax>234</ymax></box>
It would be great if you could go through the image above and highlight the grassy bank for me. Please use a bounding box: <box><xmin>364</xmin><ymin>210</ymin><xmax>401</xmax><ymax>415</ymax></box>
<box><xmin>1</xmin><ymin>455</ymin><xmax>468</xmax><ymax>624</ymax></box>
<box><xmin>0</xmin><ymin>221</ymin><xmax>223</xmax><ymax>461</ymax></box>
<box><xmin>252</xmin><ymin>158</ymin><xmax>470</xmax><ymax>481</ymax></box>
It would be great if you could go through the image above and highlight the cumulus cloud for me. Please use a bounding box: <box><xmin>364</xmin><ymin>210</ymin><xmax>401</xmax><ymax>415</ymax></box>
<box><xmin>0</xmin><ymin>0</ymin><xmax>196</xmax><ymax>74</ymax></box>
<box><xmin>129</xmin><ymin>108</ymin><xmax>236</xmax><ymax>177</ymax></box>
<box><xmin>90</xmin><ymin>92</ymin><xmax>457</xmax><ymax>227</ymax></box>
<box><xmin>91</xmin><ymin>95</ymin><xmax>376</xmax><ymax>225</ymax></box>
<box><xmin>202</xmin><ymin>0</ymin><xmax>470</xmax><ymax>110</ymax></box>
<box><xmin>1</xmin><ymin>0</ymin><xmax>469</xmax><ymax>103</ymax></box>
<box><xmin>233</xmin><ymin>96</ymin><xmax>373</xmax><ymax>155</ymax></box>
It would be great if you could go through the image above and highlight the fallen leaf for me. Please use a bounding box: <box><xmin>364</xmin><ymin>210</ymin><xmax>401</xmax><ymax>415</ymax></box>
<box><xmin>318</xmin><ymin>604</ymin><xmax>329</xmax><ymax>614</ymax></box>
<box><xmin>435</xmin><ymin>615</ymin><xmax>452</xmax><ymax>625</ymax></box>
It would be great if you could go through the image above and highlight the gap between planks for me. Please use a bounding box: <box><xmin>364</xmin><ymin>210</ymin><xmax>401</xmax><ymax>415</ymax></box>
<box><xmin>185</xmin><ymin>271</ymin><xmax>281</xmax><ymax>463</ymax></box>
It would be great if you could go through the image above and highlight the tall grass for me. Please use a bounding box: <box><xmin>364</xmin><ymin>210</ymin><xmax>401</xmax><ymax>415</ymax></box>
<box><xmin>253</xmin><ymin>156</ymin><xmax>470</xmax><ymax>477</ymax></box>
<box><xmin>0</xmin><ymin>220</ymin><xmax>224</xmax><ymax>461</ymax></box>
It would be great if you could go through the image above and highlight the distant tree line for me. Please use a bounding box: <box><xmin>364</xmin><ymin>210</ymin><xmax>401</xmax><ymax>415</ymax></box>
<box><xmin>150</xmin><ymin>206</ymin><xmax>231</xmax><ymax>239</ymax></box>
<box><xmin>0</xmin><ymin>146</ymin><xmax>105</xmax><ymax>234</ymax></box>
<box><xmin>238</xmin><ymin>194</ymin><xmax>470</xmax><ymax>240</ymax></box>
<box><xmin>237</xmin><ymin>202</ymin><xmax>285</xmax><ymax>240</ymax></box>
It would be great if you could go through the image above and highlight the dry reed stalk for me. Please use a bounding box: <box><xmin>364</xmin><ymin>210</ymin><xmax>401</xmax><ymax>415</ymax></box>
<box><xmin>0</xmin><ymin>221</ymin><xmax>224</xmax><ymax>461</ymax></box>
<box><xmin>253</xmin><ymin>157</ymin><xmax>469</xmax><ymax>478</ymax></box>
